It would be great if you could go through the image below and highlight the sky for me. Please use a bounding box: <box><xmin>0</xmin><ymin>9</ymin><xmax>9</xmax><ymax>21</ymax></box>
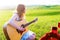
<box><xmin>0</xmin><ymin>0</ymin><xmax>60</xmax><ymax>8</ymax></box>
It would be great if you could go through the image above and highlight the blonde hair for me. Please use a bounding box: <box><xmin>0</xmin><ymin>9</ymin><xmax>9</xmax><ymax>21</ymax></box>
<box><xmin>16</xmin><ymin>4</ymin><xmax>26</xmax><ymax>19</ymax></box>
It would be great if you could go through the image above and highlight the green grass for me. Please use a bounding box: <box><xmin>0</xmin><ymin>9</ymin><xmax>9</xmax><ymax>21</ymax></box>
<box><xmin>0</xmin><ymin>8</ymin><xmax>60</xmax><ymax>40</ymax></box>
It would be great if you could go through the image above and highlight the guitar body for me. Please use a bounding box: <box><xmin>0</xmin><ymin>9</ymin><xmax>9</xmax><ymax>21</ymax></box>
<box><xmin>6</xmin><ymin>20</ymin><xmax>28</xmax><ymax>40</ymax></box>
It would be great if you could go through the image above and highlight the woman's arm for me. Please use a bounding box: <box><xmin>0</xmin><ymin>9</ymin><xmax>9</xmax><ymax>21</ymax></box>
<box><xmin>8</xmin><ymin>14</ymin><xmax>25</xmax><ymax>31</ymax></box>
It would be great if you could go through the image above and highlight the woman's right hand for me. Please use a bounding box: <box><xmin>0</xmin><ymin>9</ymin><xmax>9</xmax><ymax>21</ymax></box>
<box><xmin>17</xmin><ymin>26</ymin><xmax>26</xmax><ymax>31</ymax></box>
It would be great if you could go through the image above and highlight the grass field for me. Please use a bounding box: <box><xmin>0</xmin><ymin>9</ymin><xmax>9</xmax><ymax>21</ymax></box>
<box><xmin>0</xmin><ymin>6</ymin><xmax>60</xmax><ymax>40</ymax></box>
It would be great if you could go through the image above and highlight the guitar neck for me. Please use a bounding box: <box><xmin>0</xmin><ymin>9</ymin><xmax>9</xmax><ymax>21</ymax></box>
<box><xmin>23</xmin><ymin>21</ymin><xmax>34</xmax><ymax>28</ymax></box>
<box><xmin>22</xmin><ymin>18</ymin><xmax>38</xmax><ymax>28</ymax></box>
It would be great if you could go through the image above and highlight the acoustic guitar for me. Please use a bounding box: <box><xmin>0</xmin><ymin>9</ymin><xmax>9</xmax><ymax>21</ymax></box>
<box><xmin>6</xmin><ymin>18</ymin><xmax>38</xmax><ymax>40</ymax></box>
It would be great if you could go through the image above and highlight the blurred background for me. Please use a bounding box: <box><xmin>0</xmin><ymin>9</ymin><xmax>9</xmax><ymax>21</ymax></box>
<box><xmin>0</xmin><ymin>0</ymin><xmax>60</xmax><ymax>40</ymax></box>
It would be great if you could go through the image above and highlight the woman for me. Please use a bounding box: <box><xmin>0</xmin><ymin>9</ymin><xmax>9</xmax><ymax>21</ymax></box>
<box><xmin>3</xmin><ymin>4</ymin><xmax>36</xmax><ymax>40</ymax></box>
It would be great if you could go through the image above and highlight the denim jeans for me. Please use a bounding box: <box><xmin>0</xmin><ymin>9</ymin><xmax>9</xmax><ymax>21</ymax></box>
<box><xmin>21</xmin><ymin>30</ymin><xmax>34</xmax><ymax>40</ymax></box>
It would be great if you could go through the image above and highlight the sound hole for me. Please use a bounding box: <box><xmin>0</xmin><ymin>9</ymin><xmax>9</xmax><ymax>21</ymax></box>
<box><xmin>16</xmin><ymin>29</ymin><xmax>24</xmax><ymax>34</ymax></box>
